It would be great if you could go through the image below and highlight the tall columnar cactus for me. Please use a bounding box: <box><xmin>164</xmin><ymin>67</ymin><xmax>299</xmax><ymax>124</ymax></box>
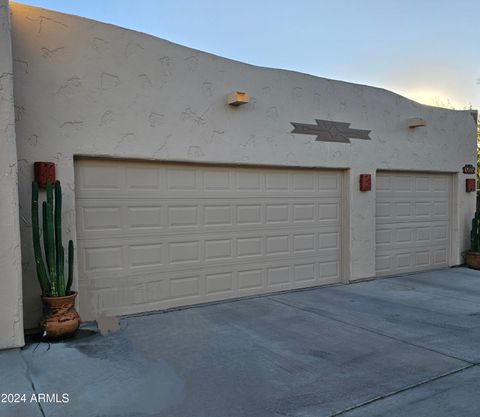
<box><xmin>31</xmin><ymin>180</ymin><xmax>74</xmax><ymax>297</ymax></box>
<box><xmin>471</xmin><ymin>210</ymin><xmax>480</xmax><ymax>252</ymax></box>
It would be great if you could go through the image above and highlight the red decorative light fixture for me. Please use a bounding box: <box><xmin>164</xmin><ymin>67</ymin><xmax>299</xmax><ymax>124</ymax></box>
<box><xmin>34</xmin><ymin>162</ymin><xmax>56</xmax><ymax>189</ymax></box>
<box><xmin>359</xmin><ymin>174</ymin><xmax>371</xmax><ymax>192</ymax></box>
<box><xmin>466</xmin><ymin>178</ymin><xmax>476</xmax><ymax>193</ymax></box>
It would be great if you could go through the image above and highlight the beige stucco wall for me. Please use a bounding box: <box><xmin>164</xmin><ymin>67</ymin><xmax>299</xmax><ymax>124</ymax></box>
<box><xmin>9</xmin><ymin>3</ymin><xmax>477</xmax><ymax>329</ymax></box>
<box><xmin>0</xmin><ymin>0</ymin><xmax>24</xmax><ymax>348</ymax></box>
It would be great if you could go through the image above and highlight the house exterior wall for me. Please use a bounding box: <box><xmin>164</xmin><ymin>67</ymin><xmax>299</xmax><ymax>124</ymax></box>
<box><xmin>0</xmin><ymin>0</ymin><xmax>24</xmax><ymax>348</ymax></box>
<box><xmin>8</xmin><ymin>3</ymin><xmax>477</xmax><ymax>329</ymax></box>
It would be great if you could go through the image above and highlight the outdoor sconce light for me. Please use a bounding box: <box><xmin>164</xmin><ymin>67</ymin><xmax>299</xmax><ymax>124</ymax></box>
<box><xmin>466</xmin><ymin>178</ymin><xmax>476</xmax><ymax>193</ymax></box>
<box><xmin>359</xmin><ymin>174</ymin><xmax>371</xmax><ymax>192</ymax></box>
<box><xmin>34</xmin><ymin>162</ymin><xmax>56</xmax><ymax>189</ymax></box>
<box><xmin>406</xmin><ymin>118</ymin><xmax>427</xmax><ymax>128</ymax></box>
<box><xmin>227</xmin><ymin>91</ymin><xmax>249</xmax><ymax>106</ymax></box>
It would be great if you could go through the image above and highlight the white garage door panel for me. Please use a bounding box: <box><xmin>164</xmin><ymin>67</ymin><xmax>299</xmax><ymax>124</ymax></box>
<box><xmin>75</xmin><ymin>160</ymin><xmax>343</xmax><ymax>318</ymax></box>
<box><xmin>375</xmin><ymin>172</ymin><xmax>451</xmax><ymax>276</ymax></box>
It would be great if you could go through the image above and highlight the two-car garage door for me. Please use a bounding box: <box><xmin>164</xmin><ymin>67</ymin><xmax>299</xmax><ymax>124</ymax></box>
<box><xmin>75</xmin><ymin>160</ymin><xmax>452</xmax><ymax>319</ymax></box>
<box><xmin>375</xmin><ymin>172</ymin><xmax>451</xmax><ymax>276</ymax></box>
<box><xmin>75</xmin><ymin>159</ymin><xmax>343</xmax><ymax>319</ymax></box>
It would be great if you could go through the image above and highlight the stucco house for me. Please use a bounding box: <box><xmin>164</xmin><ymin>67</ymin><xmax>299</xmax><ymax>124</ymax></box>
<box><xmin>0</xmin><ymin>0</ymin><xmax>477</xmax><ymax>349</ymax></box>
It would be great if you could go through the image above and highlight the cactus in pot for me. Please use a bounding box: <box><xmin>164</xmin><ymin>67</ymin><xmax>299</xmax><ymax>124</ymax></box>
<box><xmin>32</xmin><ymin>180</ymin><xmax>79</xmax><ymax>338</ymax></box>
<box><xmin>470</xmin><ymin>210</ymin><xmax>480</xmax><ymax>252</ymax></box>
<box><xmin>32</xmin><ymin>180</ymin><xmax>74</xmax><ymax>296</ymax></box>
<box><xmin>466</xmin><ymin>209</ymin><xmax>480</xmax><ymax>270</ymax></box>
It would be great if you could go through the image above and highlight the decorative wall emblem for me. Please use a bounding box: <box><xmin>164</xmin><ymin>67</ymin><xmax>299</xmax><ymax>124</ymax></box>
<box><xmin>290</xmin><ymin>119</ymin><xmax>371</xmax><ymax>143</ymax></box>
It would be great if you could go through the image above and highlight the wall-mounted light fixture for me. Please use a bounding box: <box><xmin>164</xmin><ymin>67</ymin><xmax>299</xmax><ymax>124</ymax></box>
<box><xmin>406</xmin><ymin>118</ymin><xmax>427</xmax><ymax>128</ymax></box>
<box><xmin>227</xmin><ymin>91</ymin><xmax>249</xmax><ymax>106</ymax></box>
<box><xmin>466</xmin><ymin>178</ymin><xmax>476</xmax><ymax>192</ymax></box>
<box><xmin>359</xmin><ymin>174</ymin><xmax>371</xmax><ymax>192</ymax></box>
<box><xmin>34</xmin><ymin>162</ymin><xmax>56</xmax><ymax>188</ymax></box>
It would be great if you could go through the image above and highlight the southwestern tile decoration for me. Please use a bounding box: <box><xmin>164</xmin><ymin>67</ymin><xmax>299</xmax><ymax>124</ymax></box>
<box><xmin>291</xmin><ymin>119</ymin><xmax>371</xmax><ymax>143</ymax></box>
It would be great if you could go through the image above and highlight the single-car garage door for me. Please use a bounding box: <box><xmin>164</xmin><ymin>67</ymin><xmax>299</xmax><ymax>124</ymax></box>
<box><xmin>75</xmin><ymin>159</ymin><xmax>343</xmax><ymax>319</ymax></box>
<box><xmin>375</xmin><ymin>171</ymin><xmax>451</xmax><ymax>276</ymax></box>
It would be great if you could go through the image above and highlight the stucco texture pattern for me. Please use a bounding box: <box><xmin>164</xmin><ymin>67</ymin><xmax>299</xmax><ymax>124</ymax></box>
<box><xmin>8</xmin><ymin>3</ymin><xmax>476</xmax><ymax>328</ymax></box>
<box><xmin>0</xmin><ymin>0</ymin><xmax>23</xmax><ymax>348</ymax></box>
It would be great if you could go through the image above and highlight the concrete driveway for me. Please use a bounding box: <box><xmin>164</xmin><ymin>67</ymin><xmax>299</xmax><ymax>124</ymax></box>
<box><xmin>2</xmin><ymin>267</ymin><xmax>480</xmax><ymax>417</ymax></box>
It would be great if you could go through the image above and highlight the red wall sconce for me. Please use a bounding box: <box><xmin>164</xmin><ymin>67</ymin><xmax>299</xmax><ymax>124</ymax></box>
<box><xmin>34</xmin><ymin>162</ymin><xmax>56</xmax><ymax>189</ymax></box>
<box><xmin>466</xmin><ymin>178</ymin><xmax>476</xmax><ymax>193</ymax></box>
<box><xmin>359</xmin><ymin>174</ymin><xmax>371</xmax><ymax>192</ymax></box>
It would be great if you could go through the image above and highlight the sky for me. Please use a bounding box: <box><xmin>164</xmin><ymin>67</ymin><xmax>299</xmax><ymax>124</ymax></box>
<box><xmin>16</xmin><ymin>0</ymin><xmax>480</xmax><ymax>111</ymax></box>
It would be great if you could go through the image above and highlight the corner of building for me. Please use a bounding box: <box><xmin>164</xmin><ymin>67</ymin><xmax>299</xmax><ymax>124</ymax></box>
<box><xmin>0</xmin><ymin>0</ymin><xmax>24</xmax><ymax>349</ymax></box>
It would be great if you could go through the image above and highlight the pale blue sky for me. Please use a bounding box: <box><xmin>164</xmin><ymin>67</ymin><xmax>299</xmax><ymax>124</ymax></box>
<box><xmin>17</xmin><ymin>0</ymin><xmax>480</xmax><ymax>110</ymax></box>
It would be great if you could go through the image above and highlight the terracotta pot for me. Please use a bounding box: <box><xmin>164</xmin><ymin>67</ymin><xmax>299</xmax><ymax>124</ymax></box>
<box><xmin>40</xmin><ymin>292</ymin><xmax>80</xmax><ymax>339</ymax></box>
<box><xmin>466</xmin><ymin>251</ymin><xmax>480</xmax><ymax>270</ymax></box>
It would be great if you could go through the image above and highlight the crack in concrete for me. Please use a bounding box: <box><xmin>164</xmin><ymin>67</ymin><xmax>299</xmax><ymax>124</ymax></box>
<box><xmin>20</xmin><ymin>354</ymin><xmax>47</xmax><ymax>417</ymax></box>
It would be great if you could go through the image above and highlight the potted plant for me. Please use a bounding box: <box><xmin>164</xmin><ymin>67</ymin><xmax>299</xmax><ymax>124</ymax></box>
<box><xmin>466</xmin><ymin>210</ymin><xmax>480</xmax><ymax>269</ymax></box>
<box><xmin>32</xmin><ymin>180</ymin><xmax>80</xmax><ymax>338</ymax></box>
